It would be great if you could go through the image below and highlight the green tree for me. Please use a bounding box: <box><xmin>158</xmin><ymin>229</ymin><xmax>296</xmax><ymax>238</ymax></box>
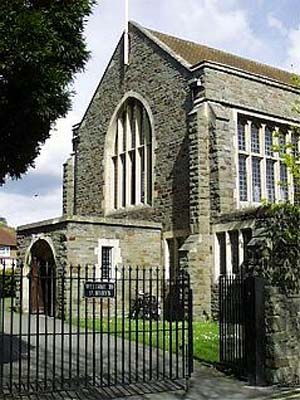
<box><xmin>0</xmin><ymin>0</ymin><xmax>95</xmax><ymax>183</ymax></box>
<box><xmin>273</xmin><ymin>75</ymin><xmax>300</xmax><ymax>190</ymax></box>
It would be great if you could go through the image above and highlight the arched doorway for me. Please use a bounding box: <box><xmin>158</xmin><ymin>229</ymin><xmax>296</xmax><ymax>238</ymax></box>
<box><xmin>29</xmin><ymin>239</ymin><xmax>56</xmax><ymax>316</ymax></box>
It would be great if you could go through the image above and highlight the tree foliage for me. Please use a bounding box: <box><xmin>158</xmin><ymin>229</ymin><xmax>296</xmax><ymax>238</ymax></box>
<box><xmin>248</xmin><ymin>203</ymin><xmax>300</xmax><ymax>292</ymax></box>
<box><xmin>0</xmin><ymin>0</ymin><xmax>95</xmax><ymax>183</ymax></box>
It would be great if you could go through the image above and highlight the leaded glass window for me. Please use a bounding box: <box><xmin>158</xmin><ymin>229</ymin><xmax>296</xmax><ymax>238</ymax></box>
<box><xmin>237</xmin><ymin>115</ymin><xmax>296</xmax><ymax>204</ymax></box>
<box><xmin>112</xmin><ymin>98</ymin><xmax>152</xmax><ymax>209</ymax></box>
<box><xmin>251</xmin><ymin>124</ymin><xmax>260</xmax><ymax>153</ymax></box>
<box><xmin>266</xmin><ymin>160</ymin><xmax>275</xmax><ymax>201</ymax></box>
<box><xmin>238</xmin><ymin>120</ymin><xmax>246</xmax><ymax>151</ymax></box>
<box><xmin>252</xmin><ymin>157</ymin><xmax>261</xmax><ymax>202</ymax></box>
<box><xmin>101</xmin><ymin>247</ymin><xmax>112</xmax><ymax>280</ymax></box>
<box><xmin>280</xmin><ymin>163</ymin><xmax>288</xmax><ymax>201</ymax></box>
<box><xmin>265</xmin><ymin>127</ymin><xmax>273</xmax><ymax>156</ymax></box>
<box><xmin>238</xmin><ymin>155</ymin><xmax>247</xmax><ymax>201</ymax></box>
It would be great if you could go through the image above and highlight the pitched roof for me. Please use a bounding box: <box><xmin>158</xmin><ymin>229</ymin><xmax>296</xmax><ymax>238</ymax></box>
<box><xmin>145</xmin><ymin>27</ymin><xmax>296</xmax><ymax>87</ymax></box>
<box><xmin>0</xmin><ymin>225</ymin><xmax>16</xmax><ymax>247</ymax></box>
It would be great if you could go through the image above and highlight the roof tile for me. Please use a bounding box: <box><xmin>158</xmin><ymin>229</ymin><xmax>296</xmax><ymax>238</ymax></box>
<box><xmin>148</xmin><ymin>28</ymin><xmax>296</xmax><ymax>87</ymax></box>
<box><xmin>0</xmin><ymin>226</ymin><xmax>16</xmax><ymax>247</ymax></box>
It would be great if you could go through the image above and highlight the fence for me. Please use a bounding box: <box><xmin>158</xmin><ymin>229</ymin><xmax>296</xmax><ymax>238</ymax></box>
<box><xmin>219</xmin><ymin>274</ymin><xmax>265</xmax><ymax>385</ymax></box>
<box><xmin>0</xmin><ymin>260</ymin><xmax>193</xmax><ymax>396</ymax></box>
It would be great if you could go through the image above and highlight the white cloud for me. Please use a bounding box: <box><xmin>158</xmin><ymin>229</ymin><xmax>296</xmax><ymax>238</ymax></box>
<box><xmin>267</xmin><ymin>14</ymin><xmax>288</xmax><ymax>36</ymax></box>
<box><xmin>0</xmin><ymin>189</ymin><xmax>62</xmax><ymax>228</ymax></box>
<box><xmin>140</xmin><ymin>0</ymin><xmax>266</xmax><ymax>61</ymax></box>
<box><xmin>286</xmin><ymin>25</ymin><xmax>300</xmax><ymax>72</ymax></box>
<box><xmin>30</xmin><ymin>111</ymin><xmax>78</xmax><ymax>178</ymax></box>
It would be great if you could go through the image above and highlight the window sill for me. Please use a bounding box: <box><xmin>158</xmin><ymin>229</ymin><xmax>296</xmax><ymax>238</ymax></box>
<box><xmin>239</xmin><ymin>201</ymin><xmax>261</xmax><ymax>209</ymax></box>
<box><xmin>105</xmin><ymin>203</ymin><xmax>152</xmax><ymax>217</ymax></box>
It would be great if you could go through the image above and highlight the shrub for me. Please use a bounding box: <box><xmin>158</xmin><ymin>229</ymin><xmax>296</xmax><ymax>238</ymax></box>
<box><xmin>0</xmin><ymin>269</ymin><xmax>17</xmax><ymax>298</ymax></box>
<box><xmin>250</xmin><ymin>203</ymin><xmax>300</xmax><ymax>293</ymax></box>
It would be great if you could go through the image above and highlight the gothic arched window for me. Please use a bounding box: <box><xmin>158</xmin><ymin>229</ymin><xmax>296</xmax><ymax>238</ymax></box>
<box><xmin>112</xmin><ymin>98</ymin><xmax>152</xmax><ymax>209</ymax></box>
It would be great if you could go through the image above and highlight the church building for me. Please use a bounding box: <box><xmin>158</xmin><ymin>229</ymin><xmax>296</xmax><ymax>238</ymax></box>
<box><xmin>17</xmin><ymin>22</ymin><xmax>300</xmax><ymax>317</ymax></box>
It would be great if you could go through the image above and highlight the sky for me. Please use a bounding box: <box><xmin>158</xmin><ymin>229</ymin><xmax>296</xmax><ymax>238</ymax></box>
<box><xmin>1</xmin><ymin>0</ymin><xmax>300</xmax><ymax>227</ymax></box>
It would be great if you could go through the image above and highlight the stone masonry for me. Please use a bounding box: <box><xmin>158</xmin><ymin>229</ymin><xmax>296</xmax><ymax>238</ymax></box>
<box><xmin>17</xmin><ymin>21</ymin><xmax>300</xmax><ymax>318</ymax></box>
<box><xmin>264</xmin><ymin>287</ymin><xmax>300</xmax><ymax>385</ymax></box>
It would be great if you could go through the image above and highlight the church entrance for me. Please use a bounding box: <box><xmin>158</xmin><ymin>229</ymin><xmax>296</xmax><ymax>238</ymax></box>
<box><xmin>29</xmin><ymin>239</ymin><xmax>55</xmax><ymax>316</ymax></box>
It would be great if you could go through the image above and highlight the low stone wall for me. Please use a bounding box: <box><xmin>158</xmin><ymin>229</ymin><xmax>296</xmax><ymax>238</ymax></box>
<box><xmin>265</xmin><ymin>286</ymin><xmax>300</xmax><ymax>385</ymax></box>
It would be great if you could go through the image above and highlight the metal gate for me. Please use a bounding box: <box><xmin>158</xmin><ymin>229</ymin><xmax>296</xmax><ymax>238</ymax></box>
<box><xmin>0</xmin><ymin>261</ymin><xmax>193</xmax><ymax>396</ymax></box>
<box><xmin>219</xmin><ymin>274</ymin><xmax>265</xmax><ymax>385</ymax></box>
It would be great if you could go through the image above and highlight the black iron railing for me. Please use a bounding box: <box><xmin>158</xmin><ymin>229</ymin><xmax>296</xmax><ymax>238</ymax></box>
<box><xmin>219</xmin><ymin>274</ymin><xmax>246</xmax><ymax>375</ymax></box>
<box><xmin>219</xmin><ymin>274</ymin><xmax>265</xmax><ymax>385</ymax></box>
<box><xmin>0</xmin><ymin>260</ymin><xmax>193</xmax><ymax>395</ymax></box>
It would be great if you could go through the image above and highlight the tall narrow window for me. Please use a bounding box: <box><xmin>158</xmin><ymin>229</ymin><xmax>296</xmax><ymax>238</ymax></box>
<box><xmin>252</xmin><ymin>157</ymin><xmax>261</xmax><ymax>202</ymax></box>
<box><xmin>217</xmin><ymin>233</ymin><xmax>226</xmax><ymax>275</ymax></box>
<box><xmin>251</xmin><ymin>124</ymin><xmax>260</xmax><ymax>153</ymax></box>
<box><xmin>266</xmin><ymin>160</ymin><xmax>275</xmax><ymax>201</ymax></box>
<box><xmin>265</xmin><ymin>127</ymin><xmax>273</xmax><ymax>156</ymax></box>
<box><xmin>111</xmin><ymin>98</ymin><xmax>152</xmax><ymax>209</ymax></box>
<box><xmin>238</xmin><ymin>120</ymin><xmax>246</xmax><ymax>151</ymax></box>
<box><xmin>229</xmin><ymin>231</ymin><xmax>239</xmax><ymax>274</ymax></box>
<box><xmin>280</xmin><ymin>163</ymin><xmax>288</xmax><ymax>201</ymax></box>
<box><xmin>238</xmin><ymin>155</ymin><xmax>247</xmax><ymax>201</ymax></box>
<box><xmin>101</xmin><ymin>247</ymin><xmax>112</xmax><ymax>280</ymax></box>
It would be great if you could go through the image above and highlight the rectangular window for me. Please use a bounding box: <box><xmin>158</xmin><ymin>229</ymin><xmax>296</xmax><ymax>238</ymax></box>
<box><xmin>252</xmin><ymin>156</ymin><xmax>261</xmax><ymax>202</ymax></box>
<box><xmin>146</xmin><ymin>143</ymin><xmax>152</xmax><ymax>205</ymax></box>
<box><xmin>266</xmin><ymin>160</ymin><xmax>275</xmax><ymax>201</ymax></box>
<box><xmin>113</xmin><ymin>156</ymin><xmax>118</xmax><ymax>209</ymax></box>
<box><xmin>139</xmin><ymin>147</ymin><xmax>145</xmax><ymax>203</ymax></box>
<box><xmin>0</xmin><ymin>246</ymin><xmax>10</xmax><ymax>257</ymax></box>
<box><xmin>122</xmin><ymin>111</ymin><xmax>127</xmax><ymax>152</ymax></box>
<box><xmin>130</xmin><ymin>151</ymin><xmax>136</xmax><ymax>205</ymax></box>
<box><xmin>238</xmin><ymin>121</ymin><xmax>246</xmax><ymax>151</ymax></box>
<box><xmin>131</xmin><ymin>107</ymin><xmax>136</xmax><ymax>149</ymax></box>
<box><xmin>291</xmin><ymin>133</ymin><xmax>299</xmax><ymax>158</ymax></box>
<box><xmin>121</xmin><ymin>154</ymin><xmax>126</xmax><ymax>207</ymax></box>
<box><xmin>280</xmin><ymin>163</ymin><xmax>288</xmax><ymax>201</ymax></box>
<box><xmin>237</xmin><ymin>116</ymin><xmax>296</xmax><ymax>204</ymax></box>
<box><xmin>229</xmin><ymin>231</ymin><xmax>239</xmax><ymax>274</ymax></box>
<box><xmin>265</xmin><ymin>127</ymin><xmax>273</xmax><ymax>156</ymax></box>
<box><xmin>238</xmin><ymin>155</ymin><xmax>247</xmax><ymax>201</ymax></box>
<box><xmin>251</xmin><ymin>124</ymin><xmax>260</xmax><ymax>153</ymax></box>
<box><xmin>217</xmin><ymin>233</ymin><xmax>226</xmax><ymax>275</ymax></box>
<box><xmin>279</xmin><ymin>133</ymin><xmax>286</xmax><ymax>156</ymax></box>
<box><xmin>101</xmin><ymin>247</ymin><xmax>112</xmax><ymax>280</ymax></box>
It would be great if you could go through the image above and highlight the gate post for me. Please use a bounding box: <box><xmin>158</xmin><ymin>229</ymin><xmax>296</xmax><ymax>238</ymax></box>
<box><xmin>244</xmin><ymin>276</ymin><xmax>265</xmax><ymax>385</ymax></box>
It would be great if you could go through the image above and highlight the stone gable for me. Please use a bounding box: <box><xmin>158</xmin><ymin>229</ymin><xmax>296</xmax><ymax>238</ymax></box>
<box><xmin>74</xmin><ymin>24</ymin><xmax>192</xmax><ymax>234</ymax></box>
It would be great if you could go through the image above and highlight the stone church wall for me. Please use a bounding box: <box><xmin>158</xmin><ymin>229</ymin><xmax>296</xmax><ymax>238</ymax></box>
<box><xmin>66</xmin><ymin>217</ymin><xmax>162</xmax><ymax>267</ymax></box>
<box><xmin>73</xmin><ymin>25</ymin><xmax>191</xmax><ymax>234</ymax></box>
<box><xmin>204</xmin><ymin>67</ymin><xmax>300</xmax><ymax>220</ymax></box>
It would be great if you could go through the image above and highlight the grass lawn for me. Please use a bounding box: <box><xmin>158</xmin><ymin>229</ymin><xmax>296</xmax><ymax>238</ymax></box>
<box><xmin>73</xmin><ymin>317</ymin><xmax>219</xmax><ymax>364</ymax></box>
<box><xmin>193</xmin><ymin>321</ymin><xmax>219</xmax><ymax>363</ymax></box>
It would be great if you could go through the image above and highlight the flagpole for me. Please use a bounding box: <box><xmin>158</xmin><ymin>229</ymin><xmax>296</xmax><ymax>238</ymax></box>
<box><xmin>124</xmin><ymin>0</ymin><xmax>129</xmax><ymax>65</ymax></box>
